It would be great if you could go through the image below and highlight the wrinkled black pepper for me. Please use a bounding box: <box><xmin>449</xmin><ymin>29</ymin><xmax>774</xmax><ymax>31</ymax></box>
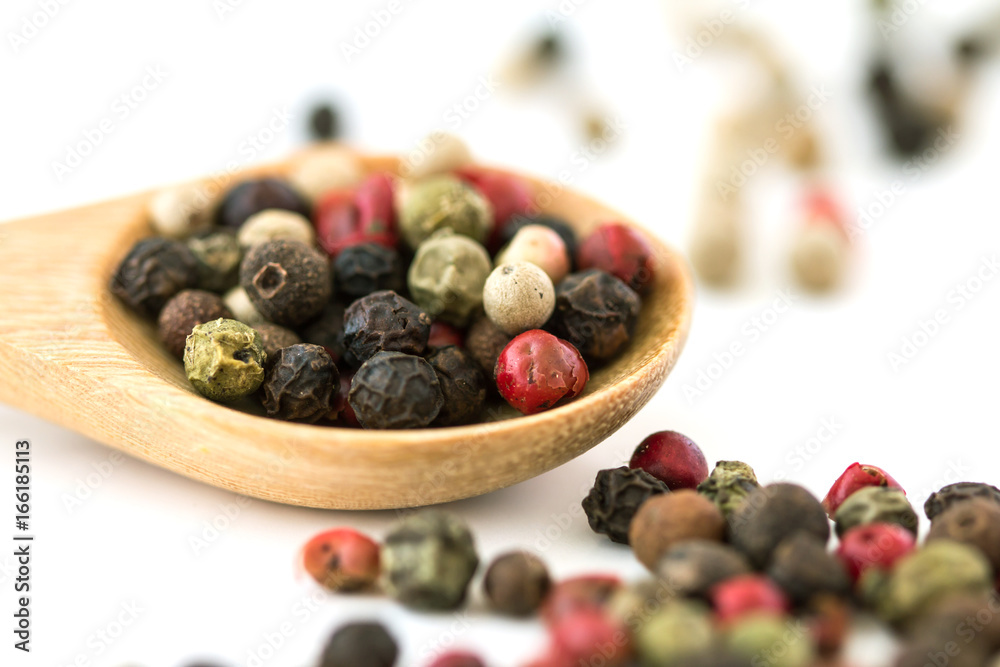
<box><xmin>298</xmin><ymin>301</ymin><xmax>346</xmax><ymax>363</ymax></box>
<box><xmin>157</xmin><ymin>289</ymin><xmax>233</xmax><ymax>359</ymax></box>
<box><xmin>728</xmin><ymin>483</ymin><xmax>830</xmax><ymax>569</ymax></box>
<box><xmin>425</xmin><ymin>345</ymin><xmax>486</xmax><ymax>427</ymax></box>
<box><xmin>332</xmin><ymin>243</ymin><xmax>405</xmax><ymax>300</ymax></box>
<box><xmin>216</xmin><ymin>177</ymin><xmax>310</xmax><ymax>229</ymax></box>
<box><xmin>252</xmin><ymin>322</ymin><xmax>302</xmax><ymax>363</ymax></box>
<box><xmin>342</xmin><ymin>291</ymin><xmax>432</xmax><ymax>367</ymax></box>
<box><xmin>656</xmin><ymin>540</ymin><xmax>751</xmax><ymax>598</ymax></box>
<box><xmin>549</xmin><ymin>269</ymin><xmax>640</xmax><ymax>362</ymax></box>
<box><xmin>319</xmin><ymin>621</ymin><xmax>398</xmax><ymax>667</ymax></box>
<box><xmin>582</xmin><ymin>466</ymin><xmax>670</xmax><ymax>544</ymax></box>
<box><xmin>465</xmin><ymin>313</ymin><xmax>512</xmax><ymax>377</ymax></box>
<box><xmin>924</xmin><ymin>481</ymin><xmax>1000</xmax><ymax>520</ymax></box>
<box><xmin>261</xmin><ymin>344</ymin><xmax>339</xmax><ymax>423</ymax></box>
<box><xmin>348</xmin><ymin>351</ymin><xmax>443</xmax><ymax>429</ymax></box>
<box><xmin>767</xmin><ymin>533</ymin><xmax>850</xmax><ymax>605</ymax></box>
<box><xmin>111</xmin><ymin>237</ymin><xmax>200</xmax><ymax>318</ymax></box>
<box><xmin>501</xmin><ymin>214</ymin><xmax>578</xmax><ymax>265</ymax></box>
<box><xmin>239</xmin><ymin>239</ymin><xmax>332</xmax><ymax>327</ymax></box>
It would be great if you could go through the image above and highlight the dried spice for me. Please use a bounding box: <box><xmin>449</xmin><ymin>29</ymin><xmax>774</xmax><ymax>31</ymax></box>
<box><xmin>348</xmin><ymin>351</ymin><xmax>443</xmax><ymax>429</ymax></box>
<box><xmin>465</xmin><ymin>313</ymin><xmax>512</xmax><ymax>376</ymax></box>
<box><xmin>223</xmin><ymin>286</ymin><xmax>266</xmax><ymax>326</ymax></box>
<box><xmin>835</xmin><ymin>522</ymin><xmax>915</xmax><ymax>583</ymax></box>
<box><xmin>500</xmin><ymin>214</ymin><xmax>578</xmax><ymax>267</ymax></box>
<box><xmin>341</xmin><ymin>291</ymin><xmax>432</xmax><ymax>367</ymax></box>
<box><xmin>216</xmin><ymin>177</ymin><xmax>310</xmax><ymax>229</ymax></box>
<box><xmin>483</xmin><ymin>550</ymin><xmax>551</xmax><ymax>617</ymax></box>
<box><xmin>319</xmin><ymin>622</ymin><xmax>398</xmax><ymax>667</ymax></box>
<box><xmin>483</xmin><ymin>262</ymin><xmax>555</xmax><ymax>335</ymax></box>
<box><xmin>576</xmin><ymin>222</ymin><xmax>656</xmax><ymax>293</ymax></box>
<box><xmin>833</xmin><ymin>486</ymin><xmax>918</xmax><ymax>538</ymax></box>
<box><xmin>427</xmin><ymin>321</ymin><xmax>464</xmax><ymax>349</ymax></box>
<box><xmin>315</xmin><ymin>173</ymin><xmax>398</xmax><ymax>257</ymax></box>
<box><xmin>823</xmin><ymin>462</ymin><xmax>903</xmax><ymax>516</ymax></box>
<box><xmin>252</xmin><ymin>322</ymin><xmax>302</xmax><ymax>363</ymax></box>
<box><xmin>333</xmin><ymin>243</ymin><xmax>405</xmax><ymax>300</ymax></box>
<box><xmin>540</xmin><ymin>575</ymin><xmax>621</xmax><ymax>625</ymax></box>
<box><xmin>767</xmin><ymin>533</ymin><xmax>850</xmax><ymax>605</ymax></box>
<box><xmin>301</xmin><ymin>528</ymin><xmax>380</xmax><ymax>592</ymax></box>
<box><xmin>495</xmin><ymin>329</ymin><xmax>588</xmax><ymax>415</ymax></box>
<box><xmin>550</xmin><ymin>609</ymin><xmax>632</xmax><ymax>667</ymax></box>
<box><xmin>298</xmin><ymin>301</ymin><xmax>346</xmax><ymax>363</ymax></box>
<box><xmin>725</xmin><ymin>616</ymin><xmax>814</xmax><ymax>667</ymax></box>
<box><xmin>581</xmin><ymin>466</ymin><xmax>670</xmax><ymax>544</ymax></box>
<box><xmin>380</xmin><ymin>511</ymin><xmax>479</xmax><ymax>611</ymax></box>
<box><xmin>728</xmin><ymin>483</ymin><xmax>830</xmax><ymax>569</ymax></box>
<box><xmin>629</xmin><ymin>430</ymin><xmax>708</xmax><ymax>491</ymax></box>
<box><xmin>402</xmin><ymin>133</ymin><xmax>473</xmax><ymax>180</ymax></box>
<box><xmin>237</xmin><ymin>209</ymin><xmax>315</xmax><ymax>248</ymax></box>
<box><xmin>656</xmin><ymin>540</ymin><xmax>751</xmax><ymax>599</ymax></box>
<box><xmin>187</xmin><ymin>228</ymin><xmax>242</xmax><ymax>293</ymax></box>
<box><xmin>628</xmin><ymin>490</ymin><xmax>726</xmax><ymax>571</ymax></box>
<box><xmin>261</xmin><ymin>344</ymin><xmax>339</xmax><ymax>423</ymax></box>
<box><xmin>147</xmin><ymin>182</ymin><xmax>213</xmax><ymax>240</ymax></box>
<box><xmin>239</xmin><ymin>239</ymin><xmax>332</xmax><ymax>327</ymax></box>
<box><xmin>926</xmin><ymin>497</ymin><xmax>1000</xmax><ymax>572</ymax></box>
<box><xmin>496</xmin><ymin>224</ymin><xmax>570</xmax><ymax>284</ymax></box>
<box><xmin>309</xmin><ymin>103</ymin><xmax>341</xmax><ymax>141</ymax></box>
<box><xmin>634</xmin><ymin>601</ymin><xmax>714</xmax><ymax>667</ymax></box>
<box><xmin>924</xmin><ymin>481</ymin><xmax>1000</xmax><ymax>520</ymax></box>
<box><xmin>697</xmin><ymin>461</ymin><xmax>760</xmax><ymax>518</ymax></box>
<box><xmin>454</xmin><ymin>166</ymin><xmax>532</xmax><ymax>239</ymax></box>
<box><xmin>183</xmin><ymin>318</ymin><xmax>266</xmax><ymax>402</ymax></box>
<box><xmin>111</xmin><ymin>238</ymin><xmax>200</xmax><ymax>318</ymax></box>
<box><xmin>425</xmin><ymin>345</ymin><xmax>486</xmax><ymax>427</ymax></box>
<box><xmin>408</xmin><ymin>230</ymin><xmax>492</xmax><ymax>326</ymax></box>
<box><xmin>549</xmin><ymin>270</ymin><xmax>639</xmax><ymax>362</ymax></box>
<box><xmin>398</xmin><ymin>175</ymin><xmax>492</xmax><ymax>249</ymax></box>
<box><xmin>710</xmin><ymin>575</ymin><xmax>789</xmax><ymax>625</ymax></box>
<box><xmin>289</xmin><ymin>147</ymin><xmax>362</xmax><ymax>202</ymax></box>
<box><xmin>427</xmin><ymin>652</ymin><xmax>485</xmax><ymax>667</ymax></box>
<box><xmin>157</xmin><ymin>289</ymin><xmax>233</xmax><ymax>359</ymax></box>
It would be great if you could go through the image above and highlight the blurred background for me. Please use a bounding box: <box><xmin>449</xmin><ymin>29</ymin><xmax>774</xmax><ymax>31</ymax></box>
<box><xmin>2</xmin><ymin>0</ymin><xmax>1000</xmax><ymax>664</ymax></box>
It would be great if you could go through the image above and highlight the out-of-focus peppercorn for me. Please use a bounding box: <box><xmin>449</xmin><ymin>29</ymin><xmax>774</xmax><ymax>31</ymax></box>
<box><xmin>582</xmin><ymin>466</ymin><xmax>670</xmax><ymax>544</ymax></box>
<box><xmin>924</xmin><ymin>481</ymin><xmax>1000</xmax><ymax>520</ymax></box>
<box><xmin>767</xmin><ymin>533</ymin><xmax>850</xmax><ymax>605</ymax></box>
<box><xmin>398</xmin><ymin>175</ymin><xmax>492</xmax><ymax>250</ymax></box>
<box><xmin>333</xmin><ymin>243</ymin><xmax>405</xmax><ymax>301</ymax></box>
<box><xmin>577</xmin><ymin>222</ymin><xmax>656</xmax><ymax>293</ymax></box>
<box><xmin>319</xmin><ymin>621</ymin><xmax>398</xmax><ymax>667</ymax></box>
<box><xmin>157</xmin><ymin>289</ymin><xmax>233</xmax><ymax>359</ymax></box>
<box><xmin>833</xmin><ymin>486</ymin><xmax>918</xmax><ymax>537</ymax></box>
<box><xmin>483</xmin><ymin>550</ymin><xmax>551</xmax><ymax>617</ymax></box>
<box><xmin>629</xmin><ymin>491</ymin><xmax>726</xmax><ymax>571</ymax></box>
<box><xmin>728</xmin><ymin>484</ymin><xmax>830</xmax><ymax>569</ymax></box>
<box><xmin>111</xmin><ymin>238</ymin><xmax>201</xmax><ymax>318</ymax></box>
<box><xmin>926</xmin><ymin>497</ymin><xmax>1000</xmax><ymax>572</ymax></box>
<box><xmin>187</xmin><ymin>228</ymin><xmax>243</xmax><ymax>293</ymax></box>
<box><xmin>656</xmin><ymin>540</ymin><xmax>751</xmax><ymax>599</ymax></box>
<box><xmin>697</xmin><ymin>460</ymin><xmax>759</xmax><ymax>518</ymax></box>
<box><xmin>301</xmin><ymin>527</ymin><xmax>380</xmax><ymax>592</ymax></box>
<box><xmin>216</xmin><ymin>177</ymin><xmax>310</xmax><ymax>229</ymax></box>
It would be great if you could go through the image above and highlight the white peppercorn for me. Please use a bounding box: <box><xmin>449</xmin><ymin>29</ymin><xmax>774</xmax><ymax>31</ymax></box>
<box><xmin>147</xmin><ymin>183</ymin><xmax>215</xmax><ymax>240</ymax></box>
<box><xmin>237</xmin><ymin>209</ymin><xmax>316</xmax><ymax>248</ymax></box>
<box><xmin>402</xmin><ymin>132</ymin><xmax>473</xmax><ymax>179</ymax></box>
<box><xmin>483</xmin><ymin>262</ymin><xmax>555</xmax><ymax>335</ymax></box>
<box><xmin>223</xmin><ymin>286</ymin><xmax>266</xmax><ymax>326</ymax></box>
<box><xmin>288</xmin><ymin>147</ymin><xmax>363</xmax><ymax>201</ymax></box>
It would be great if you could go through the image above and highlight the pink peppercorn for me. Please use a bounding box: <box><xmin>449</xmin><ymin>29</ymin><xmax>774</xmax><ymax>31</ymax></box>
<box><xmin>550</xmin><ymin>609</ymin><xmax>631</xmax><ymax>667</ymax></box>
<box><xmin>301</xmin><ymin>528</ymin><xmax>380</xmax><ymax>592</ymax></box>
<box><xmin>835</xmin><ymin>522</ymin><xmax>915</xmax><ymax>583</ymax></box>
<box><xmin>822</xmin><ymin>463</ymin><xmax>903</xmax><ymax>516</ymax></box>
<box><xmin>710</xmin><ymin>574</ymin><xmax>789</xmax><ymax>625</ymax></box>
<box><xmin>455</xmin><ymin>166</ymin><xmax>533</xmax><ymax>244</ymax></box>
<box><xmin>329</xmin><ymin>371</ymin><xmax>360</xmax><ymax>427</ymax></box>
<box><xmin>628</xmin><ymin>431</ymin><xmax>708</xmax><ymax>490</ymax></box>
<box><xmin>428</xmin><ymin>321</ymin><xmax>465</xmax><ymax>349</ymax></box>
<box><xmin>314</xmin><ymin>173</ymin><xmax>398</xmax><ymax>257</ymax></box>
<box><xmin>426</xmin><ymin>651</ymin><xmax>485</xmax><ymax>667</ymax></box>
<box><xmin>540</xmin><ymin>574</ymin><xmax>622</xmax><ymax>626</ymax></box>
<box><xmin>495</xmin><ymin>330</ymin><xmax>589</xmax><ymax>416</ymax></box>
<box><xmin>577</xmin><ymin>222</ymin><xmax>656</xmax><ymax>293</ymax></box>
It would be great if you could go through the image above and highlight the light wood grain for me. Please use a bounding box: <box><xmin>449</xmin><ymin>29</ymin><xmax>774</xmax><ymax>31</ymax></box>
<box><xmin>0</xmin><ymin>148</ymin><xmax>693</xmax><ymax>509</ymax></box>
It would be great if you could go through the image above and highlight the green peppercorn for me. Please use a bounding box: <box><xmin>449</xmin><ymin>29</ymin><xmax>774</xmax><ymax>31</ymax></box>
<box><xmin>381</xmin><ymin>510</ymin><xmax>479</xmax><ymax>611</ymax></box>
<box><xmin>187</xmin><ymin>228</ymin><xmax>243</xmax><ymax>293</ymax></box>
<box><xmin>398</xmin><ymin>175</ymin><xmax>492</xmax><ymax>250</ymax></box>
<box><xmin>634</xmin><ymin>601</ymin><xmax>715</xmax><ymax>667</ymax></box>
<box><xmin>407</xmin><ymin>230</ymin><xmax>492</xmax><ymax>326</ymax></box>
<box><xmin>656</xmin><ymin>540</ymin><xmax>751</xmax><ymax>599</ymax></box>
<box><xmin>725</xmin><ymin>616</ymin><xmax>814</xmax><ymax>667</ymax></box>
<box><xmin>766</xmin><ymin>533</ymin><xmax>850</xmax><ymax>605</ymax></box>
<box><xmin>926</xmin><ymin>497</ymin><xmax>1000</xmax><ymax>572</ymax></box>
<box><xmin>183</xmin><ymin>318</ymin><xmax>266</xmax><ymax>402</ymax></box>
<box><xmin>833</xmin><ymin>486</ymin><xmax>918</xmax><ymax>537</ymax></box>
<box><xmin>697</xmin><ymin>460</ymin><xmax>760</xmax><ymax>518</ymax></box>
<box><xmin>728</xmin><ymin>483</ymin><xmax>830</xmax><ymax>569</ymax></box>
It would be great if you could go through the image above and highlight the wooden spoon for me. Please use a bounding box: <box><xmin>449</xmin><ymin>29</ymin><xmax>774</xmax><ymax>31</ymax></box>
<box><xmin>0</xmin><ymin>149</ymin><xmax>693</xmax><ymax>509</ymax></box>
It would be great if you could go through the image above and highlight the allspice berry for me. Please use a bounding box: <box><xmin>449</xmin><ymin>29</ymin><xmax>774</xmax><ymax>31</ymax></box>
<box><xmin>629</xmin><ymin>490</ymin><xmax>726</xmax><ymax>571</ymax></box>
<box><xmin>407</xmin><ymin>230</ymin><xmax>492</xmax><ymax>326</ymax></box>
<box><xmin>333</xmin><ymin>243</ymin><xmax>405</xmax><ymax>300</ymax></box>
<box><xmin>239</xmin><ymin>239</ymin><xmax>332</xmax><ymax>327</ymax></box>
<box><xmin>425</xmin><ymin>345</ymin><xmax>486</xmax><ymax>427</ymax></box>
<box><xmin>582</xmin><ymin>466</ymin><xmax>670</xmax><ymax>544</ymax></box>
<box><xmin>398</xmin><ymin>175</ymin><xmax>492</xmax><ymax>249</ymax></box>
<box><xmin>381</xmin><ymin>510</ymin><xmax>479</xmax><ymax>610</ymax></box>
<box><xmin>728</xmin><ymin>483</ymin><xmax>830</xmax><ymax>569</ymax></box>
<box><xmin>927</xmin><ymin>497</ymin><xmax>1000</xmax><ymax>572</ymax></box>
<box><xmin>833</xmin><ymin>486</ymin><xmax>918</xmax><ymax>537</ymax></box>
<box><xmin>157</xmin><ymin>289</ymin><xmax>233</xmax><ymax>359</ymax></box>
<box><xmin>656</xmin><ymin>540</ymin><xmax>751</xmax><ymax>599</ymax></box>
<box><xmin>261</xmin><ymin>344</ymin><xmax>339</xmax><ymax>423</ymax></box>
<box><xmin>237</xmin><ymin>209</ymin><xmax>315</xmax><ymax>248</ymax></box>
<box><xmin>183</xmin><ymin>318</ymin><xmax>266</xmax><ymax>402</ymax></box>
<box><xmin>465</xmin><ymin>313</ymin><xmax>513</xmax><ymax>376</ymax></box>
<box><xmin>767</xmin><ymin>533</ymin><xmax>850</xmax><ymax>605</ymax></box>
<box><xmin>697</xmin><ymin>461</ymin><xmax>760</xmax><ymax>518</ymax></box>
<box><xmin>925</xmin><ymin>482</ymin><xmax>1000</xmax><ymax>520</ymax></box>
<box><xmin>549</xmin><ymin>269</ymin><xmax>640</xmax><ymax>362</ymax></box>
<box><xmin>319</xmin><ymin>622</ymin><xmax>398</xmax><ymax>667</ymax></box>
<box><xmin>483</xmin><ymin>262</ymin><xmax>555</xmax><ymax>336</ymax></box>
<box><xmin>342</xmin><ymin>291</ymin><xmax>432</xmax><ymax>367</ymax></box>
<box><xmin>187</xmin><ymin>229</ymin><xmax>242</xmax><ymax>293</ymax></box>
<box><xmin>483</xmin><ymin>550</ymin><xmax>551</xmax><ymax>617</ymax></box>
<box><xmin>111</xmin><ymin>238</ymin><xmax>200</xmax><ymax>318</ymax></box>
<box><xmin>348</xmin><ymin>351</ymin><xmax>443</xmax><ymax>429</ymax></box>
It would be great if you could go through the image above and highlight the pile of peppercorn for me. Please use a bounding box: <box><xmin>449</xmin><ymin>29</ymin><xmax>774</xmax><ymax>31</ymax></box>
<box><xmin>281</xmin><ymin>432</ymin><xmax>1000</xmax><ymax>666</ymax></box>
<box><xmin>110</xmin><ymin>142</ymin><xmax>659</xmax><ymax>428</ymax></box>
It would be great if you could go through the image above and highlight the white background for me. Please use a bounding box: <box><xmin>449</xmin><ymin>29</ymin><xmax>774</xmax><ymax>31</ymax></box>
<box><xmin>2</xmin><ymin>0</ymin><xmax>1000</xmax><ymax>665</ymax></box>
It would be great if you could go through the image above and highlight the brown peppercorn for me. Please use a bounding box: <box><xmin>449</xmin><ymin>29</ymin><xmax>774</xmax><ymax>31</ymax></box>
<box><xmin>465</xmin><ymin>313</ymin><xmax>513</xmax><ymax>376</ymax></box>
<box><xmin>582</xmin><ymin>466</ymin><xmax>670</xmax><ymax>544</ymax></box>
<box><xmin>342</xmin><ymin>291</ymin><xmax>432</xmax><ymax>368</ymax></box>
<box><xmin>425</xmin><ymin>345</ymin><xmax>486</xmax><ymax>426</ymax></box>
<box><xmin>927</xmin><ymin>497</ymin><xmax>1000</xmax><ymax>572</ymax></box>
<box><xmin>157</xmin><ymin>289</ymin><xmax>233</xmax><ymax>358</ymax></box>
<box><xmin>924</xmin><ymin>482</ymin><xmax>1000</xmax><ymax>520</ymax></box>
<box><xmin>252</xmin><ymin>322</ymin><xmax>302</xmax><ymax>362</ymax></box>
<box><xmin>348</xmin><ymin>351</ymin><xmax>443</xmax><ymax>429</ymax></box>
<box><xmin>766</xmin><ymin>533</ymin><xmax>850</xmax><ymax>606</ymax></box>
<box><xmin>549</xmin><ymin>269</ymin><xmax>640</xmax><ymax>362</ymax></box>
<box><xmin>111</xmin><ymin>238</ymin><xmax>200</xmax><ymax>318</ymax></box>
<box><xmin>239</xmin><ymin>239</ymin><xmax>332</xmax><ymax>327</ymax></box>
<box><xmin>900</xmin><ymin>593</ymin><xmax>1000</xmax><ymax>660</ymax></box>
<box><xmin>298</xmin><ymin>301</ymin><xmax>346</xmax><ymax>363</ymax></box>
<box><xmin>261</xmin><ymin>344</ymin><xmax>339</xmax><ymax>423</ymax></box>
<box><xmin>216</xmin><ymin>177</ymin><xmax>310</xmax><ymax>229</ymax></box>
<box><xmin>728</xmin><ymin>483</ymin><xmax>831</xmax><ymax>569</ymax></box>
<box><xmin>628</xmin><ymin>490</ymin><xmax>726</xmax><ymax>571</ymax></box>
<box><xmin>483</xmin><ymin>550</ymin><xmax>551</xmax><ymax>617</ymax></box>
<box><xmin>656</xmin><ymin>540</ymin><xmax>752</xmax><ymax>598</ymax></box>
<box><xmin>319</xmin><ymin>621</ymin><xmax>398</xmax><ymax>667</ymax></box>
<box><xmin>333</xmin><ymin>243</ymin><xmax>405</xmax><ymax>300</ymax></box>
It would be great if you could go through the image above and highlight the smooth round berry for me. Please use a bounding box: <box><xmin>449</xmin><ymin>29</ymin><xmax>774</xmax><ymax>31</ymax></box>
<box><xmin>495</xmin><ymin>330</ymin><xmax>588</xmax><ymax>415</ymax></box>
<box><xmin>577</xmin><ymin>222</ymin><xmax>656</xmax><ymax>293</ymax></box>
<box><xmin>301</xmin><ymin>528</ymin><xmax>380</xmax><ymax>592</ymax></box>
<box><xmin>836</xmin><ymin>522</ymin><xmax>915</xmax><ymax>583</ymax></box>
<box><xmin>710</xmin><ymin>574</ymin><xmax>789</xmax><ymax>625</ymax></box>
<box><xmin>822</xmin><ymin>462</ymin><xmax>903</xmax><ymax>516</ymax></box>
<box><xmin>629</xmin><ymin>431</ymin><xmax>708</xmax><ymax>490</ymax></box>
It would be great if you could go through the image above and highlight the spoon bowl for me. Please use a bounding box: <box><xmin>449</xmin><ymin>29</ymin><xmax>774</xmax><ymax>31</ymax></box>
<box><xmin>0</xmin><ymin>149</ymin><xmax>693</xmax><ymax>509</ymax></box>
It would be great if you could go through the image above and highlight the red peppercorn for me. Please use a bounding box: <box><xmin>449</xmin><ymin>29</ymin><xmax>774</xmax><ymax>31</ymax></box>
<box><xmin>426</xmin><ymin>651</ymin><xmax>485</xmax><ymax>667</ymax></box>
<box><xmin>301</xmin><ymin>528</ymin><xmax>380</xmax><ymax>592</ymax></box>
<box><xmin>540</xmin><ymin>574</ymin><xmax>622</xmax><ymax>626</ymax></box>
<box><xmin>550</xmin><ymin>609</ymin><xmax>631</xmax><ymax>667</ymax></box>
<box><xmin>628</xmin><ymin>431</ymin><xmax>708</xmax><ymax>490</ymax></box>
<box><xmin>822</xmin><ymin>462</ymin><xmax>903</xmax><ymax>516</ymax></box>
<box><xmin>576</xmin><ymin>222</ymin><xmax>656</xmax><ymax>293</ymax></box>
<box><xmin>495</xmin><ymin>330</ymin><xmax>588</xmax><ymax>415</ymax></box>
<box><xmin>803</xmin><ymin>186</ymin><xmax>850</xmax><ymax>239</ymax></box>
<box><xmin>835</xmin><ymin>522</ymin><xmax>915</xmax><ymax>583</ymax></box>
<box><xmin>454</xmin><ymin>166</ymin><xmax>533</xmax><ymax>246</ymax></box>
<box><xmin>314</xmin><ymin>173</ymin><xmax>398</xmax><ymax>257</ymax></box>
<box><xmin>428</xmin><ymin>321</ymin><xmax>465</xmax><ymax>349</ymax></box>
<box><xmin>328</xmin><ymin>371</ymin><xmax>361</xmax><ymax>427</ymax></box>
<box><xmin>710</xmin><ymin>574</ymin><xmax>789</xmax><ymax>625</ymax></box>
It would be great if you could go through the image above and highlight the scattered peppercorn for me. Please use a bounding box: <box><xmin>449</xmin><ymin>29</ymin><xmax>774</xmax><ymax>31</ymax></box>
<box><xmin>725</xmin><ymin>615</ymin><xmax>814</xmax><ymax>667</ymax></box>
<box><xmin>157</xmin><ymin>289</ymin><xmax>233</xmax><ymax>359</ymax></box>
<box><xmin>550</xmin><ymin>609</ymin><xmax>632</xmax><ymax>667</ymax></box>
<box><xmin>216</xmin><ymin>177</ymin><xmax>310</xmax><ymax>229</ymax></box>
<box><xmin>496</xmin><ymin>224</ymin><xmax>570</xmax><ymax>284</ymax></box>
<box><xmin>822</xmin><ymin>462</ymin><xmax>903</xmax><ymax>516</ymax></box>
<box><xmin>342</xmin><ymin>291</ymin><xmax>432</xmax><ymax>367</ymax></box>
<box><xmin>465</xmin><ymin>313</ymin><xmax>512</xmax><ymax>376</ymax></box>
<box><xmin>398</xmin><ymin>175</ymin><xmax>492</xmax><ymax>250</ymax></box>
<box><xmin>924</xmin><ymin>481</ymin><xmax>1000</xmax><ymax>520</ymax></box>
<box><xmin>381</xmin><ymin>511</ymin><xmax>479</xmax><ymax>611</ymax></box>
<box><xmin>835</xmin><ymin>522</ymin><xmax>915</xmax><ymax>583</ymax></box>
<box><xmin>549</xmin><ymin>270</ymin><xmax>640</xmax><ymax>362</ymax></box>
<box><xmin>628</xmin><ymin>490</ymin><xmax>726</xmax><ymax>571</ymax></box>
<box><xmin>426</xmin><ymin>652</ymin><xmax>485</xmax><ymax>667</ymax></box>
<box><xmin>407</xmin><ymin>230</ymin><xmax>492</xmax><ymax>326</ymax></box>
<box><xmin>656</xmin><ymin>540</ymin><xmax>751</xmax><ymax>598</ymax></box>
<box><xmin>348</xmin><ymin>351</ymin><xmax>443</xmax><ymax>429</ymax></box>
<box><xmin>319</xmin><ymin>621</ymin><xmax>398</xmax><ymax>667</ymax></box>
<box><xmin>926</xmin><ymin>497</ymin><xmax>1000</xmax><ymax>572</ymax></box>
<box><xmin>582</xmin><ymin>466</ymin><xmax>670</xmax><ymax>544</ymax></box>
<box><xmin>540</xmin><ymin>575</ymin><xmax>622</xmax><ymax>626</ymax></box>
<box><xmin>483</xmin><ymin>262</ymin><xmax>555</xmax><ymax>336</ymax></box>
<box><xmin>633</xmin><ymin>602</ymin><xmax>713</xmax><ymax>667</ymax></box>
<box><xmin>629</xmin><ymin>431</ymin><xmax>709</xmax><ymax>491</ymax></box>
<box><xmin>301</xmin><ymin>528</ymin><xmax>380</xmax><ymax>592</ymax></box>
<box><xmin>728</xmin><ymin>483</ymin><xmax>830</xmax><ymax>569</ymax></box>
<box><xmin>425</xmin><ymin>345</ymin><xmax>486</xmax><ymax>427</ymax></box>
<box><xmin>261</xmin><ymin>344</ymin><xmax>339</xmax><ymax>423</ymax></box>
<box><xmin>237</xmin><ymin>209</ymin><xmax>315</xmax><ymax>248</ymax></box>
<box><xmin>187</xmin><ymin>228</ymin><xmax>243</xmax><ymax>293</ymax></box>
<box><xmin>111</xmin><ymin>238</ymin><xmax>200</xmax><ymax>318</ymax></box>
<box><xmin>333</xmin><ymin>243</ymin><xmax>405</xmax><ymax>300</ymax></box>
<box><xmin>833</xmin><ymin>486</ymin><xmax>917</xmax><ymax>538</ymax></box>
<box><xmin>766</xmin><ymin>533</ymin><xmax>850</xmax><ymax>606</ymax></box>
<box><xmin>697</xmin><ymin>460</ymin><xmax>760</xmax><ymax>518</ymax></box>
<box><xmin>500</xmin><ymin>214</ymin><xmax>578</xmax><ymax>266</ymax></box>
<box><xmin>183</xmin><ymin>318</ymin><xmax>266</xmax><ymax>402</ymax></box>
<box><xmin>239</xmin><ymin>239</ymin><xmax>332</xmax><ymax>327</ymax></box>
<box><xmin>495</xmin><ymin>329</ymin><xmax>588</xmax><ymax>415</ymax></box>
<box><xmin>577</xmin><ymin>222</ymin><xmax>656</xmax><ymax>293</ymax></box>
<box><xmin>710</xmin><ymin>574</ymin><xmax>789</xmax><ymax>625</ymax></box>
<box><xmin>252</xmin><ymin>322</ymin><xmax>302</xmax><ymax>363</ymax></box>
<box><xmin>483</xmin><ymin>550</ymin><xmax>551</xmax><ymax>617</ymax></box>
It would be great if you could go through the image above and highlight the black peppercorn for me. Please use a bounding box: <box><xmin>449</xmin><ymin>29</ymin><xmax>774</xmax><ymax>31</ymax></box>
<box><xmin>157</xmin><ymin>289</ymin><xmax>233</xmax><ymax>358</ymax></box>
<box><xmin>550</xmin><ymin>270</ymin><xmax>640</xmax><ymax>362</ymax></box>
<box><xmin>425</xmin><ymin>345</ymin><xmax>486</xmax><ymax>427</ymax></box>
<box><xmin>298</xmin><ymin>301</ymin><xmax>346</xmax><ymax>363</ymax></box>
<box><xmin>728</xmin><ymin>483</ymin><xmax>830</xmax><ymax>569</ymax></box>
<box><xmin>332</xmin><ymin>243</ymin><xmax>405</xmax><ymax>300</ymax></box>
<box><xmin>252</xmin><ymin>322</ymin><xmax>302</xmax><ymax>363</ymax></box>
<box><xmin>111</xmin><ymin>238</ymin><xmax>200</xmax><ymax>318</ymax></box>
<box><xmin>239</xmin><ymin>240</ymin><xmax>332</xmax><ymax>327</ymax></box>
<box><xmin>582</xmin><ymin>466</ymin><xmax>670</xmax><ymax>544</ymax></box>
<box><xmin>501</xmin><ymin>214</ymin><xmax>578</xmax><ymax>265</ymax></box>
<box><xmin>309</xmin><ymin>103</ymin><xmax>342</xmax><ymax>141</ymax></box>
<box><xmin>483</xmin><ymin>550</ymin><xmax>551</xmax><ymax>617</ymax></box>
<box><xmin>319</xmin><ymin>621</ymin><xmax>398</xmax><ymax>667</ymax></box>
<box><xmin>348</xmin><ymin>351</ymin><xmax>443</xmax><ymax>429</ymax></box>
<box><xmin>656</xmin><ymin>540</ymin><xmax>751</xmax><ymax>598</ymax></box>
<box><xmin>924</xmin><ymin>481</ymin><xmax>1000</xmax><ymax>520</ymax></box>
<box><xmin>261</xmin><ymin>344</ymin><xmax>339</xmax><ymax>423</ymax></box>
<box><xmin>465</xmin><ymin>313</ymin><xmax>512</xmax><ymax>377</ymax></box>
<box><xmin>215</xmin><ymin>177</ymin><xmax>310</xmax><ymax>229</ymax></box>
<box><xmin>767</xmin><ymin>533</ymin><xmax>850</xmax><ymax>605</ymax></box>
<box><xmin>342</xmin><ymin>291</ymin><xmax>432</xmax><ymax>368</ymax></box>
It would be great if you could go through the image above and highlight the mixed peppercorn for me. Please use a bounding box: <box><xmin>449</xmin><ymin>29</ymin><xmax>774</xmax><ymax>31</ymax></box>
<box><xmin>111</xmin><ymin>141</ymin><xmax>659</xmax><ymax>428</ymax></box>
